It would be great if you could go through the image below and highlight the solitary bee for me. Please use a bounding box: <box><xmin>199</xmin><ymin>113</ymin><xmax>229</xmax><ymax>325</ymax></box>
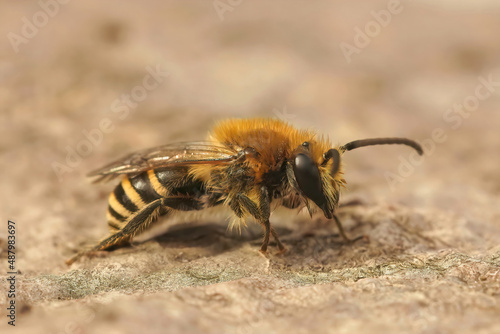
<box><xmin>66</xmin><ymin>118</ymin><xmax>422</xmax><ymax>264</ymax></box>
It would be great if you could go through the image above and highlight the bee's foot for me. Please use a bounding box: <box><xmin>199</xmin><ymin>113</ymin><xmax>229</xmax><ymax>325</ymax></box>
<box><xmin>344</xmin><ymin>234</ymin><xmax>368</xmax><ymax>244</ymax></box>
<box><xmin>259</xmin><ymin>248</ymin><xmax>270</xmax><ymax>258</ymax></box>
<box><xmin>275</xmin><ymin>246</ymin><xmax>287</xmax><ymax>256</ymax></box>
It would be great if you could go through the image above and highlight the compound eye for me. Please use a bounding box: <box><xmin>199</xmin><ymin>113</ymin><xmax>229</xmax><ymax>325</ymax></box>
<box><xmin>293</xmin><ymin>154</ymin><xmax>325</xmax><ymax>205</ymax></box>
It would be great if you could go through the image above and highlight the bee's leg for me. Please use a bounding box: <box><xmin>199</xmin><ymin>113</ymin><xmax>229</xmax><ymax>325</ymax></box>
<box><xmin>270</xmin><ymin>227</ymin><xmax>285</xmax><ymax>252</ymax></box>
<box><xmin>257</xmin><ymin>187</ymin><xmax>285</xmax><ymax>253</ymax></box>
<box><xmin>66</xmin><ymin>198</ymin><xmax>164</xmax><ymax>265</ymax></box>
<box><xmin>258</xmin><ymin>221</ymin><xmax>285</xmax><ymax>253</ymax></box>
<box><xmin>230</xmin><ymin>187</ymin><xmax>286</xmax><ymax>253</ymax></box>
<box><xmin>66</xmin><ymin>196</ymin><xmax>203</xmax><ymax>265</ymax></box>
<box><xmin>233</xmin><ymin>192</ymin><xmax>271</xmax><ymax>253</ymax></box>
<box><xmin>332</xmin><ymin>214</ymin><xmax>363</xmax><ymax>244</ymax></box>
<box><xmin>260</xmin><ymin>219</ymin><xmax>271</xmax><ymax>253</ymax></box>
<box><xmin>257</xmin><ymin>187</ymin><xmax>272</xmax><ymax>253</ymax></box>
<box><xmin>97</xmin><ymin>199</ymin><xmax>165</xmax><ymax>250</ymax></box>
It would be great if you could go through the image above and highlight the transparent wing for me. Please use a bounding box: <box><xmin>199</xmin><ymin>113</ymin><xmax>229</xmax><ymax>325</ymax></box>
<box><xmin>88</xmin><ymin>141</ymin><xmax>239</xmax><ymax>183</ymax></box>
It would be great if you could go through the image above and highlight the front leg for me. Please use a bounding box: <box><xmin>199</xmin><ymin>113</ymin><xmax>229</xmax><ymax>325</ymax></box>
<box><xmin>332</xmin><ymin>213</ymin><xmax>364</xmax><ymax>244</ymax></box>
<box><xmin>282</xmin><ymin>195</ymin><xmax>361</xmax><ymax>245</ymax></box>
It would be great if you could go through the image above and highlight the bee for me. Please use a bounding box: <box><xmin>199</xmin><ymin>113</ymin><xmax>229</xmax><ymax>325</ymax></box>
<box><xmin>66</xmin><ymin>118</ymin><xmax>422</xmax><ymax>264</ymax></box>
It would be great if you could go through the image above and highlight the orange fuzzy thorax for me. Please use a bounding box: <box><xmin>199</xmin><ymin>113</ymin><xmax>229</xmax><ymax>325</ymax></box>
<box><xmin>207</xmin><ymin>118</ymin><xmax>345</xmax><ymax>189</ymax></box>
<box><xmin>209</xmin><ymin>118</ymin><xmax>330</xmax><ymax>163</ymax></box>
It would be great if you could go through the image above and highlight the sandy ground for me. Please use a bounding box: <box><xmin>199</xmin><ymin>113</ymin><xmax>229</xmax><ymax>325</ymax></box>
<box><xmin>1</xmin><ymin>1</ymin><xmax>500</xmax><ymax>333</ymax></box>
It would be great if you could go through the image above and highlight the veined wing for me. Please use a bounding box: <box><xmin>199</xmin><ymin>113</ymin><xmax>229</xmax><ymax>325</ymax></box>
<box><xmin>88</xmin><ymin>141</ymin><xmax>238</xmax><ymax>183</ymax></box>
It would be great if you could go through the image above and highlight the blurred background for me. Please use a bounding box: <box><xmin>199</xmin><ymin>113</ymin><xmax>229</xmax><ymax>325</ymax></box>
<box><xmin>1</xmin><ymin>1</ymin><xmax>499</xmax><ymax>333</ymax></box>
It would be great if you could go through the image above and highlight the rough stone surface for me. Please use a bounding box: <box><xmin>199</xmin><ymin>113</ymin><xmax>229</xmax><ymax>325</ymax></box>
<box><xmin>1</xmin><ymin>1</ymin><xmax>499</xmax><ymax>333</ymax></box>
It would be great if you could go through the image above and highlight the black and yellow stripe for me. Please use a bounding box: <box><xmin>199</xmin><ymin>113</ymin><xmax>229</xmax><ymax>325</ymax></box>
<box><xmin>105</xmin><ymin>167</ymin><xmax>207</xmax><ymax>233</ymax></box>
<box><xmin>148</xmin><ymin>170</ymin><xmax>170</xmax><ymax>197</ymax></box>
<box><xmin>106</xmin><ymin>204</ymin><xmax>126</xmax><ymax>230</ymax></box>
<box><xmin>121</xmin><ymin>176</ymin><xmax>147</xmax><ymax>208</ymax></box>
<box><xmin>106</xmin><ymin>170</ymin><xmax>174</xmax><ymax>232</ymax></box>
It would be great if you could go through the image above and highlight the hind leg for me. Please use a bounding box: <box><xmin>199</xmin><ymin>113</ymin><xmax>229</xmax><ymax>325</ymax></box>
<box><xmin>66</xmin><ymin>196</ymin><xmax>203</xmax><ymax>265</ymax></box>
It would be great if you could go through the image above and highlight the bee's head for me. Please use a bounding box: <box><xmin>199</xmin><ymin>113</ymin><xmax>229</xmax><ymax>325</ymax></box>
<box><xmin>290</xmin><ymin>138</ymin><xmax>423</xmax><ymax>219</ymax></box>
<box><xmin>289</xmin><ymin>141</ymin><xmax>343</xmax><ymax>219</ymax></box>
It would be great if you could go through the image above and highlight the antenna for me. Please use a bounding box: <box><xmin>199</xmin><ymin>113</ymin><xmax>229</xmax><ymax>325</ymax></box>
<box><xmin>342</xmin><ymin>138</ymin><xmax>423</xmax><ymax>155</ymax></box>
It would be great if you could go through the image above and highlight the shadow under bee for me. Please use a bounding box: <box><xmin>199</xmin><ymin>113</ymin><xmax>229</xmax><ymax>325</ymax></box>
<box><xmin>146</xmin><ymin>201</ymin><xmax>366</xmax><ymax>256</ymax></box>
<box><xmin>137</xmin><ymin>222</ymin><xmax>293</xmax><ymax>253</ymax></box>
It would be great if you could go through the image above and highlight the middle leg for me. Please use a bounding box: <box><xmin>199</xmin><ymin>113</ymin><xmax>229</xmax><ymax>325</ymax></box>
<box><xmin>234</xmin><ymin>186</ymin><xmax>285</xmax><ymax>253</ymax></box>
<box><xmin>258</xmin><ymin>221</ymin><xmax>285</xmax><ymax>253</ymax></box>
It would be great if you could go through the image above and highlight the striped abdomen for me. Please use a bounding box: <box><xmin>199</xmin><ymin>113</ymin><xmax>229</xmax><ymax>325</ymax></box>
<box><xmin>106</xmin><ymin>168</ymin><xmax>203</xmax><ymax>232</ymax></box>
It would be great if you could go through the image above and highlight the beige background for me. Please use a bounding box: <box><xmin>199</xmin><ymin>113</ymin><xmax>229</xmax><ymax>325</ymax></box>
<box><xmin>1</xmin><ymin>0</ymin><xmax>499</xmax><ymax>333</ymax></box>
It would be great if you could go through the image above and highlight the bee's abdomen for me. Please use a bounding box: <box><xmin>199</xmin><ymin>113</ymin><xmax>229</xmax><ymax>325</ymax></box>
<box><xmin>106</xmin><ymin>170</ymin><xmax>169</xmax><ymax>231</ymax></box>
